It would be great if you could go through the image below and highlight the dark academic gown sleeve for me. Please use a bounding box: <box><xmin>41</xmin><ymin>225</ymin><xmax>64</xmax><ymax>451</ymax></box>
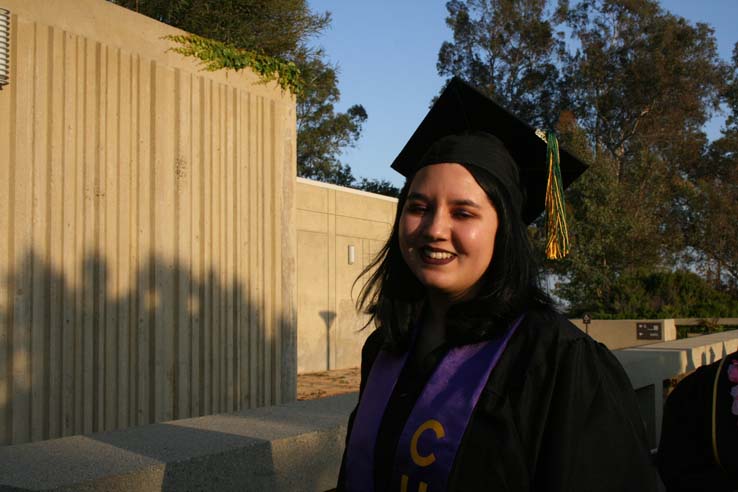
<box><xmin>337</xmin><ymin>309</ymin><xmax>661</xmax><ymax>492</ymax></box>
<box><xmin>656</xmin><ymin>354</ymin><xmax>738</xmax><ymax>491</ymax></box>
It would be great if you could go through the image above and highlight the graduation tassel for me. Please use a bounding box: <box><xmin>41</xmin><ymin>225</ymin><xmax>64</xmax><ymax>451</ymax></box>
<box><xmin>544</xmin><ymin>131</ymin><xmax>570</xmax><ymax>260</ymax></box>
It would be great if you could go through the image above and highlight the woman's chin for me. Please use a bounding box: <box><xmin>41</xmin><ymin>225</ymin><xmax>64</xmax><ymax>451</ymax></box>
<box><xmin>418</xmin><ymin>280</ymin><xmax>462</xmax><ymax>298</ymax></box>
<box><xmin>415</xmin><ymin>273</ymin><xmax>453</xmax><ymax>291</ymax></box>
<box><xmin>416</xmin><ymin>275</ymin><xmax>481</xmax><ymax>304</ymax></box>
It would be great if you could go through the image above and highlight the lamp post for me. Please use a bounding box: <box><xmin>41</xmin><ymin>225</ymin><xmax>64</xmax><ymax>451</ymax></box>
<box><xmin>583</xmin><ymin>313</ymin><xmax>591</xmax><ymax>335</ymax></box>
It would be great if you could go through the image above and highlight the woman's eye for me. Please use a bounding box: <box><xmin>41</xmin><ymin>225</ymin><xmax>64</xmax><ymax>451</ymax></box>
<box><xmin>454</xmin><ymin>209</ymin><xmax>474</xmax><ymax>218</ymax></box>
<box><xmin>406</xmin><ymin>204</ymin><xmax>427</xmax><ymax>213</ymax></box>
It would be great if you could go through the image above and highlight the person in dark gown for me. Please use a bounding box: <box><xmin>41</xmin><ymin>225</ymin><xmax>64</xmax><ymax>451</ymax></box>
<box><xmin>336</xmin><ymin>77</ymin><xmax>660</xmax><ymax>492</ymax></box>
<box><xmin>657</xmin><ymin>349</ymin><xmax>738</xmax><ymax>491</ymax></box>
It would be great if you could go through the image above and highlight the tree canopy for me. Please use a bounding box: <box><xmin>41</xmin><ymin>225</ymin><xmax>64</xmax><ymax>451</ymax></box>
<box><xmin>438</xmin><ymin>0</ymin><xmax>737</xmax><ymax>317</ymax></box>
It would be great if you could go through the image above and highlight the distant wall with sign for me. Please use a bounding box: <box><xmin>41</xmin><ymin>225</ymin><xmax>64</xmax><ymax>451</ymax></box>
<box><xmin>570</xmin><ymin>319</ymin><xmax>677</xmax><ymax>349</ymax></box>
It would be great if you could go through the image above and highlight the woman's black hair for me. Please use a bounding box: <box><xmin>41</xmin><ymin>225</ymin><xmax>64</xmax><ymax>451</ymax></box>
<box><xmin>354</xmin><ymin>162</ymin><xmax>554</xmax><ymax>351</ymax></box>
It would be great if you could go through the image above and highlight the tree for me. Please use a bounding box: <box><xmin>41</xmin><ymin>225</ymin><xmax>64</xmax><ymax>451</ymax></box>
<box><xmin>111</xmin><ymin>0</ymin><xmax>377</xmax><ymax>191</ymax></box>
<box><xmin>112</xmin><ymin>0</ymin><xmax>330</xmax><ymax>59</ymax></box>
<box><xmin>574</xmin><ymin>269</ymin><xmax>738</xmax><ymax>320</ymax></box>
<box><xmin>353</xmin><ymin>178</ymin><xmax>401</xmax><ymax>198</ymax></box>
<box><xmin>561</xmin><ymin>0</ymin><xmax>722</xmax><ymax>178</ymax></box>
<box><xmin>684</xmin><ymin>42</ymin><xmax>738</xmax><ymax>293</ymax></box>
<box><xmin>438</xmin><ymin>0</ymin><xmax>564</xmax><ymax>127</ymax></box>
<box><xmin>560</xmin><ymin>0</ymin><xmax>726</xmax><ymax>313</ymax></box>
<box><xmin>295</xmin><ymin>51</ymin><xmax>368</xmax><ymax>185</ymax></box>
<box><xmin>686</xmin><ymin>172</ymin><xmax>738</xmax><ymax>293</ymax></box>
<box><xmin>437</xmin><ymin>0</ymin><xmax>728</xmax><ymax>315</ymax></box>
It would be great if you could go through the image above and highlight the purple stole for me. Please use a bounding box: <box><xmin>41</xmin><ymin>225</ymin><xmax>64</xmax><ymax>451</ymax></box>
<box><xmin>344</xmin><ymin>316</ymin><xmax>523</xmax><ymax>492</ymax></box>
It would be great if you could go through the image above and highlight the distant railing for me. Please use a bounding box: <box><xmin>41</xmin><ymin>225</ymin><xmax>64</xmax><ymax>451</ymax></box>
<box><xmin>673</xmin><ymin>317</ymin><xmax>738</xmax><ymax>326</ymax></box>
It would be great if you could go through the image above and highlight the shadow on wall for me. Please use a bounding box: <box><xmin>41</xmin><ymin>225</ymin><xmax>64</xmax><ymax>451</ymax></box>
<box><xmin>319</xmin><ymin>310</ymin><xmax>336</xmax><ymax>370</ymax></box>
<box><xmin>0</xmin><ymin>248</ymin><xmax>292</xmax><ymax>446</ymax></box>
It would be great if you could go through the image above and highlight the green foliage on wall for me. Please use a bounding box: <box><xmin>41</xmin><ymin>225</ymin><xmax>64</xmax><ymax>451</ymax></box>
<box><xmin>165</xmin><ymin>34</ymin><xmax>303</xmax><ymax>95</ymax></box>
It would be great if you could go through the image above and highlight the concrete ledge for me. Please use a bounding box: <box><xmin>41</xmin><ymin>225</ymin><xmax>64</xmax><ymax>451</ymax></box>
<box><xmin>0</xmin><ymin>394</ymin><xmax>358</xmax><ymax>492</ymax></box>
<box><xmin>614</xmin><ymin>329</ymin><xmax>738</xmax><ymax>447</ymax></box>
<box><xmin>4</xmin><ymin>331</ymin><xmax>738</xmax><ymax>491</ymax></box>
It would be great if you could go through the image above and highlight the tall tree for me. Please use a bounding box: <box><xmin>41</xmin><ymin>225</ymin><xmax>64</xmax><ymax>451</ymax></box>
<box><xmin>684</xmin><ymin>42</ymin><xmax>738</xmax><ymax>293</ymax></box>
<box><xmin>111</xmin><ymin>0</ymin><xmax>379</xmax><ymax>191</ymax></box>
<box><xmin>558</xmin><ymin>0</ymin><xmax>724</xmax><ymax>313</ymax></box>
<box><xmin>562</xmin><ymin>0</ymin><xmax>722</xmax><ymax>178</ymax></box>
<box><xmin>438</xmin><ymin>0</ymin><xmax>564</xmax><ymax>126</ymax></box>
<box><xmin>295</xmin><ymin>50</ymin><xmax>367</xmax><ymax>185</ymax></box>
<box><xmin>437</xmin><ymin>0</ymin><xmax>728</xmax><ymax>315</ymax></box>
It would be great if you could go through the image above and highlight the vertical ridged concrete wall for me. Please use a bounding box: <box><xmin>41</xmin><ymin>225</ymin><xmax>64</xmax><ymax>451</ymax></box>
<box><xmin>0</xmin><ymin>0</ymin><xmax>297</xmax><ymax>445</ymax></box>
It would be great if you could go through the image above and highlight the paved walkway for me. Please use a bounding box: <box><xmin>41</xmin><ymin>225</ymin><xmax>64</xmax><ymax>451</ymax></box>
<box><xmin>297</xmin><ymin>367</ymin><xmax>360</xmax><ymax>400</ymax></box>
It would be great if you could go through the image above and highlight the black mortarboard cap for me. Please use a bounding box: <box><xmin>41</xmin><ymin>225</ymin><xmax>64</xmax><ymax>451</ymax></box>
<box><xmin>390</xmin><ymin>77</ymin><xmax>588</xmax><ymax>225</ymax></box>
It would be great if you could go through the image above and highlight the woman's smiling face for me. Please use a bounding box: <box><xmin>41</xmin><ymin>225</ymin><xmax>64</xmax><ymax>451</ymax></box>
<box><xmin>399</xmin><ymin>163</ymin><xmax>499</xmax><ymax>303</ymax></box>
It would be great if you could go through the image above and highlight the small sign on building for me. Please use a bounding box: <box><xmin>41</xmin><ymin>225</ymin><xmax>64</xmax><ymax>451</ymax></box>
<box><xmin>636</xmin><ymin>322</ymin><xmax>662</xmax><ymax>340</ymax></box>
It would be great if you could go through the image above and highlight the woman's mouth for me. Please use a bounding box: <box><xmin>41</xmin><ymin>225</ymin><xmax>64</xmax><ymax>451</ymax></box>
<box><xmin>420</xmin><ymin>247</ymin><xmax>456</xmax><ymax>265</ymax></box>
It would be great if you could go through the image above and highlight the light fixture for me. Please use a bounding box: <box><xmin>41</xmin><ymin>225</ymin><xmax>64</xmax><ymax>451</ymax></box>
<box><xmin>348</xmin><ymin>245</ymin><xmax>355</xmax><ymax>265</ymax></box>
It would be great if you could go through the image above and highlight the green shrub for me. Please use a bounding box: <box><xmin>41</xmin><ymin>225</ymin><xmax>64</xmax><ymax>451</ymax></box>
<box><xmin>572</xmin><ymin>270</ymin><xmax>738</xmax><ymax>321</ymax></box>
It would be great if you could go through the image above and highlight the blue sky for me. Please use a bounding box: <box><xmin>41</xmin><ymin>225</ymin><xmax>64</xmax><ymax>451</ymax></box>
<box><xmin>306</xmin><ymin>0</ymin><xmax>738</xmax><ymax>188</ymax></box>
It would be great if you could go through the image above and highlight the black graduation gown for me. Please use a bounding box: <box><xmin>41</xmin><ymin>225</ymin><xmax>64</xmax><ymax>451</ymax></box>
<box><xmin>336</xmin><ymin>308</ymin><xmax>660</xmax><ymax>491</ymax></box>
<box><xmin>657</xmin><ymin>350</ymin><xmax>738</xmax><ymax>491</ymax></box>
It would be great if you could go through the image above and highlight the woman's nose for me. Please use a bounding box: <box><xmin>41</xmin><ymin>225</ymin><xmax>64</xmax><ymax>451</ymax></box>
<box><xmin>422</xmin><ymin>210</ymin><xmax>451</xmax><ymax>240</ymax></box>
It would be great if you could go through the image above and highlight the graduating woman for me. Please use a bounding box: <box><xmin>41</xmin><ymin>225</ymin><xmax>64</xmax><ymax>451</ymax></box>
<box><xmin>336</xmin><ymin>78</ymin><xmax>660</xmax><ymax>491</ymax></box>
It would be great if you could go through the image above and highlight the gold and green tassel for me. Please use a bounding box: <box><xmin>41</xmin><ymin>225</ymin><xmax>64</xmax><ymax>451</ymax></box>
<box><xmin>544</xmin><ymin>131</ymin><xmax>570</xmax><ymax>260</ymax></box>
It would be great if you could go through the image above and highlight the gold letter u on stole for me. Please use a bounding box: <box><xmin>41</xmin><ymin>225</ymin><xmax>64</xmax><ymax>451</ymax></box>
<box><xmin>400</xmin><ymin>475</ymin><xmax>428</xmax><ymax>492</ymax></box>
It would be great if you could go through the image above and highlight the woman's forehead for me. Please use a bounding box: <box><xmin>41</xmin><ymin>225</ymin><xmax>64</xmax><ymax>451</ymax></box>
<box><xmin>408</xmin><ymin>163</ymin><xmax>486</xmax><ymax>198</ymax></box>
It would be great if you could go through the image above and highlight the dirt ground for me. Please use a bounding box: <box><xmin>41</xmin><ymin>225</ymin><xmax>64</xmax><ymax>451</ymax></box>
<box><xmin>297</xmin><ymin>367</ymin><xmax>361</xmax><ymax>400</ymax></box>
<box><xmin>298</xmin><ymin>366</ymin><xmax>690</xmax><ymax>403</ymax></box>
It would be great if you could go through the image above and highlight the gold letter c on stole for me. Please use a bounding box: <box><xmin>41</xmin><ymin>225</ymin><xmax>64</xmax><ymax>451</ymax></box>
<box><xmin>410</xmin><ymin>419</ymin><xmax>446</xmax><ymax>467</ymax></box>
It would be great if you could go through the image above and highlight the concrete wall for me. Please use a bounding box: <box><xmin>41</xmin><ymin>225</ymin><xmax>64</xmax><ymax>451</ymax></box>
<box><xmin>0</xmin><ymin>0</ymin><xmax>297</xmax><ymax>446</ymax></box>
<box><xmin>570</xmin><ymin>318</ymin><xmax>677</xmax><ymax>350</ymax></box>
<box><xmin>295</xmin><ymin>178</ymin><xmax>397</xmax><ymax>373</ymax></box>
